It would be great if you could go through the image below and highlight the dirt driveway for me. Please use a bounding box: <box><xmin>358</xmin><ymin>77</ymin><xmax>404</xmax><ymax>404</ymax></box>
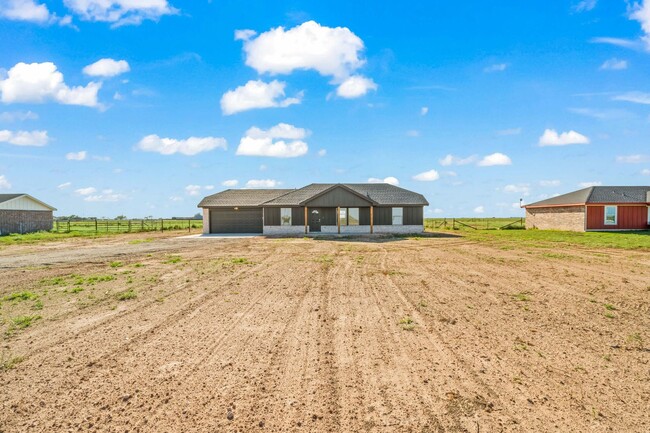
<box><xmin>1</xmin><ymin>234</ymin><xmax>648</xmax><ymax>432</ymax></box>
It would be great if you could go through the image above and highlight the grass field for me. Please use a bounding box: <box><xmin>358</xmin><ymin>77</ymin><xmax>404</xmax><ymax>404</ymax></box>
<box><xmin>425</xmin><ymin>217</ymin><xmax>524</xmax><ymax>231</ymax></box>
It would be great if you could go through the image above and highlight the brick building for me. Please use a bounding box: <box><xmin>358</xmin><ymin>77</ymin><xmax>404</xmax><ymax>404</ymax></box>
<box><xmin>0</xmin><ymin>194</ymin><xmax>57</xmax><ymax>235</ymax></box>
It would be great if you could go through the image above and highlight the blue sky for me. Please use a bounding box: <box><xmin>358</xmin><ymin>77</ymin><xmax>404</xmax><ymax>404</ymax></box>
<box><xmin>1</xmin><ymin>0</ymin><xmax>649</xmax><ymax>218</ymax></box>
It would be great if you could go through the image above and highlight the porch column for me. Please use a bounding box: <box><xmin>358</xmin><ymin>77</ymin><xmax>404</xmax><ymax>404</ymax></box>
<box><xmin>337</xmin><ymin>206</ymin><xmax>341</xmax><ymax>234</ymax></box>
<box><xmin>304</xmin><ymin>206</ymin><xmax>308</xmax><ymax>234</ymax></box>
<box><xmin>370</xmin><ymin>206</ymin><xmax>374</xmax><ymax>234</ymax></box>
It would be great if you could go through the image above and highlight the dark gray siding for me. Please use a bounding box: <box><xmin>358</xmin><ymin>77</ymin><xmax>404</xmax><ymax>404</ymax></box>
<box><xmin>304</xmin><ymin>187</ymin><xmax>373</xmax><ymax>208</ymax></box>
<box><xmin>264</xmin><ymin>207</ymin><xmax>280</xmax><ymax>225</ymax></box>
<box><xmin>291</xmin><ymin>207</ymin><xmax>305</xmax><ymax>226</ymax></box>
<box><xmin>373</xmin><ymin>207</ymin><xmax>393</xmax><ymax>225</ymax></box>
<box><xmin>403</xmin><ymin>206</ymin><xmax>423</xmax><ymax>225</ymax></box>
<box><xmin>315</xmin><ymin>207</ymin><xmax>337</xmax><ymax>225</ymax></box>
<box><xmin>359</xmin><ymin>207</ymin><xmax>370</xmax><ymax>225</ymax></box>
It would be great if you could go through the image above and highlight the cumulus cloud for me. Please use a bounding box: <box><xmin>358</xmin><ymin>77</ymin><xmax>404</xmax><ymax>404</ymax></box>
<box><xmin>616</xmin><ymin>154</ymin><xmax>650</xmax><ymax>163</ymax></box>
<box><xmin>539</xmin><ymin>180</ymin><xmax>561</xmax><ymax>187</ymax></box>
<box><xmin>65</xmin><ymin>150</ymin><xmax>87</xmax><ymax>160</ymax></box>
<box><xmin>0</xmin><ymin>174</ymin><xmax>11</xmax><ymax>190</ymax></box>
<box><xmin>245</xmin><ymin>179</ymin><xmax>280</xmax><ymax>188</ymax></box>
<box><xmin>439</xmin><ymin>154</ymin><xmax>478</xmax><ymax>166</ymax></box>
<box><xmin>573</xmin><ymin>0</ymin><xmax>597</xmax><ymax>12</ymax></box>
<box><xmin>0</xmin><ymin>110</ymin><xmax>38</xmax><ymax>122</ymax></box>
<box><xmin>222</xmin><ymin>179</ymin><xmax>239</xmax><ymax>187</ymax></box>
<box><xmin>136</xmin><ymin>134</ymin><xmax>227</xmax><ymax>156</ymax></box>
<box><xmin>484</xmin><ymin>63</ymin><xmax>508</xmax><ymax>73</ymax></box>
<box><xmin>83</xmin><ymin>189</ymin><xmax>126</xmax><ymax>202</ymax></box>
<box><xmin>477</xmin><ymin>153</ymin><xmax>512</xmax><ymax>167</ymax></box>
<box><xmin>335</xmin><ymin>75</ymin><xmax>377</xmax><ymax>98</ymax></box>
<box><xmin>473</xmin><ymin>206</ymin><xmax>485</xmax><ymax>214</ymax></box>
<box><xmin>578</xmin><ymin>181</ymin><xmax>602</xmax><ymax>188</ymax></box>
<box><xmin>538</xmin><ymin>129</ymin><xmax>590</xmax><ymax>146</ymax></box>
<box><xmin>642</xmin><ymin>168</ymin><xmax>650</xmax><ymax>175</ymax></box>
<box><xmin>0</xmin><ymin>129</ymin><xmax>49</xmax><ymax>146</ymax></box>
<box><xmin>63</xmin><ymin>0</ymin><xmax>177</xmax><ymax>27</ymax></box>
<box><xmin>613</xmin><ymin>92</ymin><xmax>650</xmax><ymax>104</ymax></box>
<box><xmin>184</xmin><ymin>185</ymin><xmax>202</xmax><ymax>196</ymax></box>
<box><xmin>412</xmin><ymin>169</ymin><xmax>440</xmax><ymax>181</ymax></box>
<box><xmin>0</xmin><ymin>0</ymin><xmax>50</xmax><ymax>22</ymax></box>
<box><xmin>75</xmin><ymin>186</ymin><xmax>97</xmax><ymax>195</ymax></box>
<box><xmin>630</xmin><ymin>0</ymin><xmax>650</xmax><ymax>49</ymax></box>
<box><xmin>503</xmin><ymin>183</ymin><xmax>530</xmax><ymax>196</ymax></box>
<box><xmin>220</xmin><ymin>80</ymin><xmax>302</xmax><ymax>115</ymax></box>
<box><xmin>420</xmin><ymin>106</ymin><xmax>429</xmax><ymax>116</ymax></box>
<box><xmin>368</xmin><ymin>176</ymin><xmax>399</xmax><ymax>186</ymax></box>
<box><xmin>599</xmin><ymin>58</ymin><xmax>628</xmax><ymax>70</ymax></box>
<box><xmin>57</xmin><ymin>181</ymin><xmax>71</xmax><ymax>189</ymax></box>
<box><xmin>0</xmin><ymin>62</ymin><xmax>101</xmax><ymax>107</ymax></box>
<box><xmin>83</xmin><ymin>58</ymin><xmax>130</xmax><ymax>77</ymax></box>
<box><xmin>236</xmin><ymin>123</ymin><xmax>309</xmax><ymax>158</ymax></box>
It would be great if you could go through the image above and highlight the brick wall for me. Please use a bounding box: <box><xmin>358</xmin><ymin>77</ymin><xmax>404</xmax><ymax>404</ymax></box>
<box><xmin>0</xmin><ymin>210</ymin><xmax>53</xmax><ymax>234</ymax></box>
<box><xmin>525</xmin><ymin>206</ymin><xmax>585</xmax><ymax>232</ymax></box>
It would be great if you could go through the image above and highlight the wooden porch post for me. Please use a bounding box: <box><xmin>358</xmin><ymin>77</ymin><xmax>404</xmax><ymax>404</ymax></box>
<box><xmin>337</xmin><ymin>206</ymin><xmax>341</xmax><ymax>234</ymax></box>
<box><xmin>370</xmin><ymin>206</ymin><xmax>374</xmax><ymax>234</ymax></box>
<box><xmin>304</xmin><ymin>206</ymin><xmax>308</xmax><ymax>234</ymax></box>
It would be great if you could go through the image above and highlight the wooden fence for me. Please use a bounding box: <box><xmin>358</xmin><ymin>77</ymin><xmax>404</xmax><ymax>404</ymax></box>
<box><xmin>425</xmin><ymin>218</ymin><xmax>525</xmax><ymax>231</ymax></box>
<box><xmin>53</xmin><ymin>219</ymin><xmax>202</xmax><ymax>234</ymax></box>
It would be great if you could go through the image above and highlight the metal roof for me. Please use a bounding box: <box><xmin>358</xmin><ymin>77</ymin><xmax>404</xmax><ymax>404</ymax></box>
<box><xmin>525</xmin><ymin>186</ymin><xmax>650</xmax><ymax>207</ymax></box>
<box><xmin>0</xmin><ymin>194</ymin><xmax>24</xmax><ymax>204</ymax></box>
<box><xmin>198</xmin><ymin>183</ymin><xmax>429</xmax><ymax>208</ymax></box>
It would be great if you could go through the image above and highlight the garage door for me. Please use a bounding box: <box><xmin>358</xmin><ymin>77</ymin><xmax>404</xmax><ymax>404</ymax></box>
<box><xmin>209</xmin><ymin>208</ymin><xmax>263</xmax><ymax>233</ymax></box>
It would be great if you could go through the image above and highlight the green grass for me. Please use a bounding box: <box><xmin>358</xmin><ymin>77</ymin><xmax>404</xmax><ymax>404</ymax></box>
<box><xmin>115</xmin><ymin>289</ymin><xmax>137</xmax><ymax>301</ymax></box>
<box><xmin>4</xmin><ymin>291</ymin><xmax>38</xmax><ymax>302</ymax></box>
<box><xmin>0</xmin><ymin>353</ymin><xmax>25</xmax><ymax>370</ymax></box>
<box><xmin>164</xmin><ymin>256</ymin><xmax>182</xmax><ymax>264</ymax></box>
<box><xmin>109</xmin><ymin>261</ymin><xmax>123</xmax><ymax>268</ymax></box>
<box><xmin>10</xmin><ymin>315</ymin><xmax>41</xmax><ymax>330</ymax></box>
<box><xmin>230</xmin><ymin>257</ymin><xmax>252</xmax><ymax>265</ymax></box>
<box><xmin>399</xmin><ymin>316</ymin><xmax>416</xmax><ymax>331</ymax></box>
<box><xmin>513</xmin><ymin>292</ymin><xmax>531</xmax><ymax>302</ymax></box>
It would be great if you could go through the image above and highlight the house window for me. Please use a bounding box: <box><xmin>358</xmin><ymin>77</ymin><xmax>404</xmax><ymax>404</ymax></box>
<box><xmin>348</xmin><ymin>208</ymin><xmax>359</xmax><ymax>225</ymax></box>
<box><xmin>281</xmin><ymin>208</ymin><xmax>292</xmax><ymax>226</ymax></box>
<box><xmin>392</xmin><ymin>207</ymin><xmax>403</xmax><ymax>225</ymax></box>
<box><xmin>604</xmin><ymin>206</ymin><xmax>617</xmax><ymax>225</ymax></box>
<box><xmin>339</xmin><ymin>208</ymin><xmax>347</xmax><ymax>225</ymax></box>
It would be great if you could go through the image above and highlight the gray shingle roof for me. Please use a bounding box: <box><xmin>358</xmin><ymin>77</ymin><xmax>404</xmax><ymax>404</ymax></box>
<box><xmin>0</xmin><ymin>194</ymin><xmax>24</xmax><ymax>204</ymax></box>
<box><xmin>198</xmin><ymin>183</ymin><xmax>429</xmax><ymax>208</ymax></box>
<box><xmin>526</xmin><ymin>186</ymin><xmax>650</xmax><ymax>207</ymax></box>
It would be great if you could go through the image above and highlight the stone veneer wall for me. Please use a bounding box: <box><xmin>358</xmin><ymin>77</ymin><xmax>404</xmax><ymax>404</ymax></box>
<box><xmin>0</xmin><ymin>210</ymin><xmax>53</xmax><ymax>234</ymax></box>
<box><xmin>263</xmin><ymin>225</ymin><xmax>306</xmax><ymax>235</ymax></box>
<box><xmin>373</xmin><ymin>225</ymin><xmax>424</xmax><ymax>234</ymax></box>
<box><xmin>525</xmin><ymin>206</ymin><xmax>585</xmax><ymax>232</ymax></box>
<box><xmin>262</xmin><ymin>224</ymin><xmax>424</xmax><ymax>235</ymax></box>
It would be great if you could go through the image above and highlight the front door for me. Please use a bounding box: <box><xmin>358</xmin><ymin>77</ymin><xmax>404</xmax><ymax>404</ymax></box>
<box><xmin>310</xmin><ymin>209</ymin><xmax>321</xmax><ymax>232</ymax></box>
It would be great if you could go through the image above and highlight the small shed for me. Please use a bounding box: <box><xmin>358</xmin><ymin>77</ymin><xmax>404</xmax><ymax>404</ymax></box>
<box><xmin>0</xmin><ymin>194</ymin><xmax>57</xmax><ymax>235</ymax></box>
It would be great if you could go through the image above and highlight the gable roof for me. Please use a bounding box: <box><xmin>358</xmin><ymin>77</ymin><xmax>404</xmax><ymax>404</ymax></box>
<box><xmin>198</xmin><ymin>183</ymin><xmax>429</xmax><ymax>208</ymax></box>
<box><xmin>525</xmin><ymin>186</ymin><xmax>650</xmax><ymax>208</ymax></box>
<box><xmin>0</xmin><ymin>194</ymin><xmax>57</xmax><ymax>210</ymax></box>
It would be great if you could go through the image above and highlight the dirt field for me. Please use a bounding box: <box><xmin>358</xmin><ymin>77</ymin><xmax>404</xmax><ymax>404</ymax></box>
<box><xmin>1</xmin><ymin>233</ymin><xmax>648</xmax><ymax>432</ymax></box>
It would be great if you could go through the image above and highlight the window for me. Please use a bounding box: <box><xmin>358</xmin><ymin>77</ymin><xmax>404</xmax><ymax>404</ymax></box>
<box><xmin>339</xmin><ymin>208</ymin><xmax>347</xmax><ymax>225</ymax></box>
<box><xmin>604</xmin><ymin>206</ymin><xmax>617</xmax><ymax>225</ymax></box>
<box><xmin>281</xmin><ymin>208</ymin><xmax>292</xmax><ymax>226</ymax></box>
<box><xmin>392</xmin><ymin>207</ymin><xmax>403</xmax><ymax>225</ymax></box>
<box><xmin>348</xmin><ymin>208</ymin><xmax>359</xmax><ymax>225</ymax></box>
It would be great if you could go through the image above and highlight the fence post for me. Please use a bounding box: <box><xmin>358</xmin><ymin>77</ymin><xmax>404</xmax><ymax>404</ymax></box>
<box><xmin>161</xmin><ymin>218</ymin><xmax>164</xmax><ymax>233</ymax></box>
<box><xmin>452</xmin><ymin>218</ymin><xmax>456</xmax><ymax>230</ymax></box>
<box><xmin>141</xmin><ymin>220</ymin><xmax>144</xmax><ymax>231</ymax></box>
<box><xmin>188</xmin><ymin>219</ymin><xmax>191</xmax><ymax>233</ymax></box>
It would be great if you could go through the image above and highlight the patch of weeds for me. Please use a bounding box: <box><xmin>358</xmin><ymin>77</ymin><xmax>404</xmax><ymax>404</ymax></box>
<box><xmin>32</xmin><ymin>299</ymin><xmax>43</xmax><ymax>311</ymax></box>
<box><xmin>129</xmin><ymin>238</ymin><xmax>153</xmax><ymax>245</ymax></box>
<box><xmin>0</xmin><ymin>353</ymin><xmax>25</xmax><ymax>370</ymax></box>
<box><xmin>626</xmin><ymin>333</ymin><xmax>643</xmax><ymax>349</ymax></box>
<box><xmin>513</xmin><ymin>292</ymin><xmax>531</xmax><ymax>302</ymax></box>
<box><xmin>73</xmin><ymin>275</ymin><xmax>115</xmax><ymax>286</ymax></box>
<box><xmin>231</xmin><ymin>257</ymin><xmax>252</xmax><ymax>265</ymax></box>
<box><xmin>39</xmin><ymin>276</ymin><xmax>66</xmax><ymax>286</ymax></box>
<box><xmin>399</xmin><ymin>316</ymin><xmax>416</xmax><ymax>331</ymax></box>
<box><xmin>126</xmin><ymin>276</ymin><xmax>133</xmax><ymax>284</ymax></box>
<box><xmin>604</xmin><ymin>312</ymin><xmax>616</xmax><ymax>319</ymax></box>
<box><xmin>418</xmin><ymin>300</ymin><xmax>428</xmax><ymax>308</ymax></box>
<box><xmin>109</xmin><ymin>261</ymin><xmax>123</xmax><ymax>268</ymax></box>
<box><xmin>355</xmin><ymin>256</ymin><xmax>365</xmax><ymax>264</ymax></box>
<box><xmin>4</xmin><ymin>291</ymin><xmax>38</xmax><ymax>302</ymax></box>
<box><xmin>70</xmin><ymin>287</ymin><xmax>84</xmax><ymax>294</ymax></box>
<box><xmin>164</xmin><ymin>256</ymin><xmax>182</xmax><ymax>264</ymax></box>
<box><xmin>514</xmin><ymin>342</ymin><xmax>529</xmax><ymax>352</ymax></box>
<box><xmin>602</xmin><ymin>354</ymin><xmax>611</xmax><ymax>362</ymax></box>
<box><xmin>9</xmin><ymin>315</ymin><xmax>41</xmax><ymax>331</ymax></box>
<box><xmin>315</xmin><ymin>255</ymin><xmax>334</xmax><ymax>265</ymax></box>
<box><xmin>115</xmin><ymin>289</ymin><xmax>137</xmax><ymax>301</ymax></box>
<box><xmin>155</xmin><ymin>297</ymin><xmax>165</xmax><ymax>303</ymax></box>
<box><xmin>542</xmin><ymin>252</ymin><xmax>570</xmax><ymax>259</ymax></box>
<box><xmin>603</xmin><ymin>304</ymin><xmax>617</xmax><ymax>311</ymax></box>
<box><xmin>133</xmin><ymin>263</ymin><xmax>144</xmax><ymax>268</ymax></box>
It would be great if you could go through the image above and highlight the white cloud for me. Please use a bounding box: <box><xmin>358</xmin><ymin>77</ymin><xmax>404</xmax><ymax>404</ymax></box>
<box><xmin>222</xmin><ymin>179</ymin><xmax>239</xmax><ymax>187</ymax></box>
<box><xmin>0</xmin><ymin>62</ymin><xmax>101</xmax><ymax>107</ymax></box>
<box><xmin>613</xmin><ymin>92</ymin><xmax>650</xmax><ymax>105</ymax></box>
<box><xmin>539</xmin><ymin>180</ymin><xmax>561</xmax><ymax>187</ymax></box>
<box><xmin>641</xmin><ymin>168</ymin><xmax>650</xmax><ymax>175</ymax></box>
<box><xmin>57</xmin><ymin>182</ymin><xmax>71</xmax><ymax>189</ymax></box>
<box><xmin>136</xmin><ymin>134</ymin><xmax>227</xmax><ymax>156</ymax></box>
<box><xmin>236</xmin><ymin>123</ymin><xmax>309</xmax><ymax>158</ymax></box>
<box><xmin>0</xmin><ymin>0</ymin><xmax>49</xmax><ymax>22</ymax></box>
<box><xmin>184</xmin><ymin>185</ymin><xmax>202</xmax><ymax>196</ymax></box>
<box><xmin>75</xmin><ymin>186</ymin><xmax>97</xmax><ymax>195</ymax></box>
<box><xmin>478</xmin><ymin>152</ymin><xmax>512</xmax><ymax>167</ymax></box>
<box><xmin>412</xmin><ymin>169</ymin><xmax>440</xmax><ymax>181</ymax></box>
<box><xmin>590</xmin><ymin>37</ymin><xmax>642</xmax><ymax>50</ymax></box>
<box><xmin>204</xmin><ymin>185</ymin><xmax>214</xmax><ymax>191</ymax></box>
<box><xmin>616</xmin><ymin>154</ymin><xmax>650</xmax><ymax>163</ymax></box>
<box><xmin>66</xmin><ymin>150</ymin><xmax>87</xmax><ymax>161</ymax></box>
<box><xmin>238</xmin><ymin>21</ymin><xmax>366</xmax><ymax>80</ymax></box>
<box><xmin>405</xmin><ymin>129</ymin><xmax>420</xmax><ymax>137</ymax></box>
<box><xmin>496</xmin><ymin>127</ymin><xmax>522</xmax><ymax>136</ymax></box>
<box><xmin>113</xmin><ymin>92</ymin><xmax>124</xmax><ymax>100</ymax></box>
<box><xmin>538</xmin><ymin>129</ymin><xmax>590</xmax><ymax>146</ymax></box>
<box><xmin>432</xmin><ymin>208</ymin><xmax>444</xmax><ymax>214</ymax></box>
<box><xmin>63</xmin><ymin>0</ymin><xmax>177</xmax><ymax>27</ymax></box>
<box><xmin>503</xmin><ymin>183</ymin><xmax>530</xmax><ymax>196</ymax></box>
<box><xmin>317</xmin><ymin>149</ymin><xmax>327</xmax><ymax>157</ymax></box>
<box><xmin>578</xmin><ymin>181</ymin><xmax>602</xmax><ymax>188</ymax></box>
<box><xmin>84</xmin><ymin>189</ymin><xmax>126</xmax><ymax>202</ymax></box>
<box><xmin>568</xmin><ymin>107</ymin><xmax>632</xmax><ymax>120</ymax></box>
<box><xmin>473</xmin><ymin>206</ymin><xmax>485</xmax><ymax>214</ymax></box>
<box><xmin>245</xmin><ymin>179</ymin><xmax>280</xmax><ymax>188</ymax></box>
<box><xmin>220</xmin><ymin>80</ymin><xmax>302</xmax><ymax>115</ymax></box>
<box><xmin>599</xmin><ymin>58</ymin><xmax>628</xmax><ymax>70</ymax></box>
<box><xmin>0</xmin><ymin>129</ymin><xmax>49</xmax><ymax>146</ymax></box>
<box><xmin>484</xmin><ymin>63</ymin><xmax>508</xmax><ymax>73</ymax></box>
<box><xmin>0</xmin><ymin>110</ymin><xmax>38</xmax><ymax>122</ymax></box>
<box><xmin>335</xmin><ymin>75</ymin><xmax>377</xmax><ymax>98</ymax></box>
<box><xmin>573</xmin><ymin>0</ymin><xmax>597</xmax><ymax>12</ymax></box>
<box><xmin>169</xmin><ymin>195</ymin><xmax>183</xmax><ymax>202</ymax></box>
<box><xmin>368</xmin><ymin>176</ymin><xmax>399</xmax><ymax>186</ymax></box>
<box><xmin>439</xmin><ymin>154</ymin><xmax>478</xmax><ymax>166</ymax></box>
<box><xmin>259</xmin><ymin>164</ymin><xmax>267</xmax><ymax>171</ymax></box>
<box><xmin>83</xmin><ymin>58</ymin><xmax>130</xmax><ymax>77</ymax></box>
<box><xmin>630</xmin><ymin>0</ymin><xmax>650</xmax><ymax>49</ymax></box>
<box><xmin>0</xmin><ymin>175</ymin><xmax>11</xmax><ymax>190</ymax></box>
<box><xmin>420</xmin><ymin>106</ymin><xmax>429</xmax><ymax>116</ymax></box>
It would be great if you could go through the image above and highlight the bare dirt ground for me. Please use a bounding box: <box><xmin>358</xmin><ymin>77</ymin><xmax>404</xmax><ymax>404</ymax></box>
<box><xmin>1</xmin><ymin>233</ymin><xmax>648</xmax><ymax>432</ymax></box>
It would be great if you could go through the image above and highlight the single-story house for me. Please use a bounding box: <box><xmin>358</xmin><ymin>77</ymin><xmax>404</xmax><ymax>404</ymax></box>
<box><xmin>0</xmin><ymin>194</ymin><xmax>57</xmax><ymax>235</ymax></box>
<box><xmin>198</xmin><ymin>183</ymin><xmax>429</xmax><ymax>235</ymax></box>
<box><xmin>524</xmin><ymin>186</ymin><xmax>650</xmax><ymax>232</ymax></box>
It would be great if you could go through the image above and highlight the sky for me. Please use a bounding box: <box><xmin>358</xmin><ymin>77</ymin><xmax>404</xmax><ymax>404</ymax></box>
<box><xmin>1</xmin><ymin>0</ymin><xmax>650</xmax><ymax>218</ymax></box>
